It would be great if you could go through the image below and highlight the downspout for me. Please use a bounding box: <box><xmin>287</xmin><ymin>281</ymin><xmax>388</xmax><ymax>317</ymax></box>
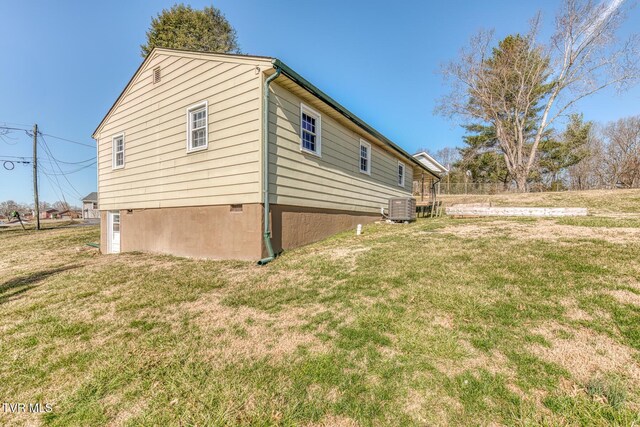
<box><xmin>258</xmin><ymin>66</ymin><xmax>281</xmax><ymax>265</ymax></box>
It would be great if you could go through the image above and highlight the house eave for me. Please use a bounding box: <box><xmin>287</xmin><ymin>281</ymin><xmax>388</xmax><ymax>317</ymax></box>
<box><xmin>270</xmin><ymin>58</ymin><xmax>437</xmax><ymax>179</ymax></box>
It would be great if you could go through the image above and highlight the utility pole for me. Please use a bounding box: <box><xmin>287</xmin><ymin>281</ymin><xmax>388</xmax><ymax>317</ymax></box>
<box><xmin>33</xmin><ymin>123</ymin><xmax>40</xmax><ymax>230</ymax></box>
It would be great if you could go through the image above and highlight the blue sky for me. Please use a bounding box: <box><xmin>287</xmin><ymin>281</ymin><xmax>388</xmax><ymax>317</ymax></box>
<box><xmin>1</xmin><ymin>0</ymin><xmax>638</xmax><ymax>205</ymax></box>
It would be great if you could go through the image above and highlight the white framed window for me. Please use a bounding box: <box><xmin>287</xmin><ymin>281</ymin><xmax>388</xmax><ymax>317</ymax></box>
<box><xmin>186</xmin><ymin>101</ymin><xmax>208</xmax><ymax>152</ymax></box>
<box><xmin>112</xmin><ymin>133</ymin><xmax>125</xmax><ymax>169</ymax></box>
<box><xmin>300</xmin><ymin>103</ymin><xmax>321</xmax><ymax>156</ymax></box>
<box><xmin>398</xmin><ymin>161</ymin><xmax>406</xmax><ymax>187</ymax></box>
<box><xmin>359</xmin><ymin>139</ymin><xmax>371</xmax><ymax>175</ymax></box>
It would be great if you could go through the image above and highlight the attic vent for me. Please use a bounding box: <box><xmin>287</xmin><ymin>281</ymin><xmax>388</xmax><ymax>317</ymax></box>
<box><xmin>153</xmin><ymin>66</ymin><xmax>161</xmax><ymax>84</ymax></box>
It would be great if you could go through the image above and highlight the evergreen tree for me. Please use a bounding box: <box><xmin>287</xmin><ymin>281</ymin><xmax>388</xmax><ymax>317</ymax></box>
<box><xmin>141</xmin><ymin>4</ymin><xmax>240</xmax><ymax>57</ymax></box>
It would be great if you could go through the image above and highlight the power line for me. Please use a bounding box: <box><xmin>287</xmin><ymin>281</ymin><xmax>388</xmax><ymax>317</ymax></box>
<box><xmin>0</xmin><ymin>121</ymin><xmax>32</xmax><ymax>128</ymax></box>
<box><xmin>0</xmin><ymin>155</ymin><xmax>32</xmax><ymax>159</ymax></box>
<box><xmin>36</xmin><ymin>144</ymin><xmax>96</xmax><ymax>165</ymax></box>
<box><xmin>1</xmin><ymin>159</ymin><xmax>31</xmax><ymax>170</ymax></box>
<box><xmin>39</xmin><ymin>156</ymin><xmax>95</xmax><ymax>166</ymax></box>
<box><xmin>0</xmin><ymin>125</ymin><xmax>31</xmax><ymax>132</ymax></box>
<box><xmin>38</xmin><ymin>150</ymin><xmax>70</xmax><ymax>205</ymax></box>
<box><xmin>42</xmin><ymin>133</ymin><xmax>95</xmax><ymax>148</ymax></box>
<box><xmin>39</xmin><ymin>161</ymin><xmax>96</xmax><ymax>175</ymax></box>
<box><xmin>1</xmin><ymin>124</ymin><xmax>95</xmax><ymax>209</ymax></box>
<box><xmin>39</xmin><ymin>135</ymin><xmax>84</xmax><ymax>200</ymax></box>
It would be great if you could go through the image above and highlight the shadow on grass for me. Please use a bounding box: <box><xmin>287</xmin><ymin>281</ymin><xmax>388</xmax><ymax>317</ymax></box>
<box><xmin>0</xmin><ymin>265</ymin><xmax>81</xmax><ymax>304</ymax></box>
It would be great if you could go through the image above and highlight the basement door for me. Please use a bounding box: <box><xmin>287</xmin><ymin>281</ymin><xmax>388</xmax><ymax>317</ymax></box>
<box><xmin>108</xmin><ymin>211</ymin><xmax>121</xmax><ymax>253</ymax></box>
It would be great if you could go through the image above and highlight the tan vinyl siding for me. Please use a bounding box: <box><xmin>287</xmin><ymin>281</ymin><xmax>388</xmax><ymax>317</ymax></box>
<box><xmin>268</xmin><ymin>80</ymin><xmax>414</xmax><ymax>213</ymax></box>
<box><xmin>96</xmin><ymin>52</ymin><xmax>266</xmax><ymax>210</ymax></box>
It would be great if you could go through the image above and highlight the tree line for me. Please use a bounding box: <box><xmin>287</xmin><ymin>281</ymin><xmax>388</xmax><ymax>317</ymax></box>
<box><xmin>0</xmin><ymin>200</ymin><xmax>78</xmax><ymax>218</ymax></box>
<box><xmin>435</xmin><ymin>113</ymin><xmax>640</xmax><ymax>192</ymax></box>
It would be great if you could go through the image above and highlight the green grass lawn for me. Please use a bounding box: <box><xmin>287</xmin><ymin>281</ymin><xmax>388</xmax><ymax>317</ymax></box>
<box><xmin>1</xmin><ymin>190</ymin><xmax>640</xmax><ymax>426</ymax></box>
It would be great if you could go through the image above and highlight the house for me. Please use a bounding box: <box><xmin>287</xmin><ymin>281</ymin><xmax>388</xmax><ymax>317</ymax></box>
<box><xmin>59</xmin><ymin>210</ymin><xmax>81</xmax><ymax>220</ymax></box>
<box><xmin>93</xmin><ymin>48</ymin><xmax>438</xmax><ymax>261</ymax></box>
<box><xmin>82</xmin><ymin>192</ymin><xmax>99</xmax><ymax>219</ymax></box>
<box><xmin>413</xmin><ymin>151</ymin><xmax>449</xmax><ymax>197</ymax></box>
<box><xmin>41</xmin><ymin>209</ymin><xmax>59</xmax><ymax>219</ymax></box>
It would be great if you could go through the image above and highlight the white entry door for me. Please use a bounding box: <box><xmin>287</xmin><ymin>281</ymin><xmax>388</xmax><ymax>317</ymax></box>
<box><xmin>108</xmin><ymin>211</ymin><xmax>121</xmax><ymax>253</ymax></box>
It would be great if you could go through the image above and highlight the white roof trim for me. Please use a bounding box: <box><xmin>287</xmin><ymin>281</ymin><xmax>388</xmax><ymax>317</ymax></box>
<box><xmin>413</xmin><ymin>151</ymin><xmax>449</xmax><ymax>176</ymax></box>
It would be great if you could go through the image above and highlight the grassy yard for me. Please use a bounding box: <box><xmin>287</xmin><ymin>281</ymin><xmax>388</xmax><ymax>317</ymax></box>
<box><xmin>1</xmin><ymin>190</ymin><xmax>640</xmax><ymax>426</ymax></box>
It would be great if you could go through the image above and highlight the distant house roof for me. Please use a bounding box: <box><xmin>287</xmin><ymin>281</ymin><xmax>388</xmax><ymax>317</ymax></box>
<box><xmin>412</xmin><ymin>152</ymin><xmax>449</xmax><ymax>178</ymax></box>
<box><xmin>45</xmin><ymin>208</ymin><xmax>59</xmax><ymax>213</ymax></box>
<box><xmin>82</xmin><ymin>192</ymin><xmax>98</xmax><ymax>202</ymax></box>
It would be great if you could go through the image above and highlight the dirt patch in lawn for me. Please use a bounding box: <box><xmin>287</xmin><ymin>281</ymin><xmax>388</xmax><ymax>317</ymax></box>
<box><xmin>179</xmin><ymin>297</ymin><xmax>328</xmax><ymax>364</ymax></box>
<box><xmin>440</xmin><ymin>220</ymin><xmax>640</xmax><ymax>244</ymax></box>
<box><xmin>436</xmin><ymin>340</ymin><xmax>512</xmax><ymax>378</ymax></box>
<box><xmin>607</xmin><ymin>289</ymin><xmax>640</xmax><ymax>307</ymax></box>
<box><xmin>529</xmin><ymin>322</ymin><xmax>640</xmax><ymax>385</ymax></box>
<box><xmin>560</xmin><ymin>299</ymin><xmax>596</xmax><ymax>322</ymax></box>
<box><xmin>305</xmin><ymin>414</ymin><xmax>359</xmax><ymax>427</ymax></box>
<box><xmin>327</xmin><ymin>246</ymin><xmax>371</xmax><ymax>260</ymax></box>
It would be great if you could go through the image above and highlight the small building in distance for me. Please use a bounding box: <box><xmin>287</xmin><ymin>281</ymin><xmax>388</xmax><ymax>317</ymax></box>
<box><xmin>82</xmin><ymin>192</ymin><xmax>99</xmax><ymax>219</ymax></box>
<box><xmin>41</xmin><ymin>208</ymin><xmax>59</xmax><ymax>219</ymax></box>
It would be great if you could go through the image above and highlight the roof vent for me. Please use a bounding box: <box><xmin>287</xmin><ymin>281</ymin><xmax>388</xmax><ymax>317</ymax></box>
<box><xmin>153</xmin><ymin>66</ymin><xmax>161</xmax><ymax>84</ymax></box>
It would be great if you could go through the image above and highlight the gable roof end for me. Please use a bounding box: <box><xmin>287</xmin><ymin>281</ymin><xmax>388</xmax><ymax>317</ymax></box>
<box><xmin>91</xmin><ymin>48</ymin><xmax>274</xmax><ymax>138</ymax></box>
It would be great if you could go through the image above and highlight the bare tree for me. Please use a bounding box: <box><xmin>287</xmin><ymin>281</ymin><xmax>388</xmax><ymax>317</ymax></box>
<box><xmin>435</xmin><ymin>147</ymin><xmax>460</xmax><ymax>171</ymax></box>
<box><xmin>0</xmin><ymin>200</ymin><xmax>20</xmax><ymax>217</ymax></box>
<box><xmin>566</xmin><ymin>128</ymin><xmax>606</xmax><ymax>189</ymax></box>
<box><xmin>52</xmin><ymin>200</ymin><xmax>70</xmax><ymax>212</ymax></box>
<box><xmin>602</xmin><ymin>115</ymin><xmax>640</xmax><ymax>187</ymax></box>
<box><xmin>438</xmin><ymin>0</ymin><xmax>639</xmax><ymax>191</ymax></box>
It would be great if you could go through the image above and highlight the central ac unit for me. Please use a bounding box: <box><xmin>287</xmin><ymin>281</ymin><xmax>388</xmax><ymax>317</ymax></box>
<box><xmin>388</xmin><ymin>197</ymin><xmax>416</xmax><ymax>222</ymax></box>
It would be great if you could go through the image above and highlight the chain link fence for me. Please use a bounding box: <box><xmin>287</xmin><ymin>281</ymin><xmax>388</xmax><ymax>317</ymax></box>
<box><xmin>433</xmin><ymin>181</ymin><xmax>620</xmax><ymax>195</ymax></box>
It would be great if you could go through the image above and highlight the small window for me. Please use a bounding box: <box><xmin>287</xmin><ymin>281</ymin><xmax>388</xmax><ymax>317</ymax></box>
<box><xmin>186</xmin><ymin>101</ymin><xmax>208</xmax><ymax>152</ymax></box>
<box><xmin>112</xmin><ymin>133</ymin><xmax>125</xmax><ymax>169</ymax></box>
<box><xmin>92</xmin><ymin>202</ymin><xmax>98</xmax><ymax>209</ymax></box>
<box><xmin>398</xmin><ymin>161</ymin><xmax>405</xmax><ymax>187</ymax></box>
<box><xmin>112</xmin><ymin>213</ymin><xmax>120</xmax><ymax>232</ymax></box>
<box><xmin>359</xmin><ymin>139</ymin><xmax>371</xmax><ymax>174</ymax></box>
<box><xmin>153</xmin><ymin>66</ymin><xmax>161</xmax><ymax>84</ymax></box>
<box><xmin>300</xmin><ymin>103</ymin><xmax>321</xmax><ymax>156</ymax></box>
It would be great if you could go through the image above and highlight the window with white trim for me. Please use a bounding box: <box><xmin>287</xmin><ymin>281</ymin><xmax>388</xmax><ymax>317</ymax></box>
<box><xmin>187</xmin><ymin>101</ymin><xmax>208</xmax><ymax>152</ymax></box>
<box><xmin>300</xmin><ymin>104</ymin><xmax>321</xmax><ymax>156</ymax></box>
<box><xmin>112</xmin><ymin>134</ymin><xmax>124</xmax><ymax>169</ymax></box>
<box><xmin>398</xmin><ymin>161</ymin><xmax>405</xmax><ymax>187</ymax></box>
<box><xmin>359</xmin><ymin>139</ymin><xmax>371</xmax><ymax>174</ymax></box>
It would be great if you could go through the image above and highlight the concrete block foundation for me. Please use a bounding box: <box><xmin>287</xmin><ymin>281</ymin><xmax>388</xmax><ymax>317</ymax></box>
<box><xmin>100</xmin><ymin>204</ymin><xmax>380</xmax><ymax>260</ymax></box>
